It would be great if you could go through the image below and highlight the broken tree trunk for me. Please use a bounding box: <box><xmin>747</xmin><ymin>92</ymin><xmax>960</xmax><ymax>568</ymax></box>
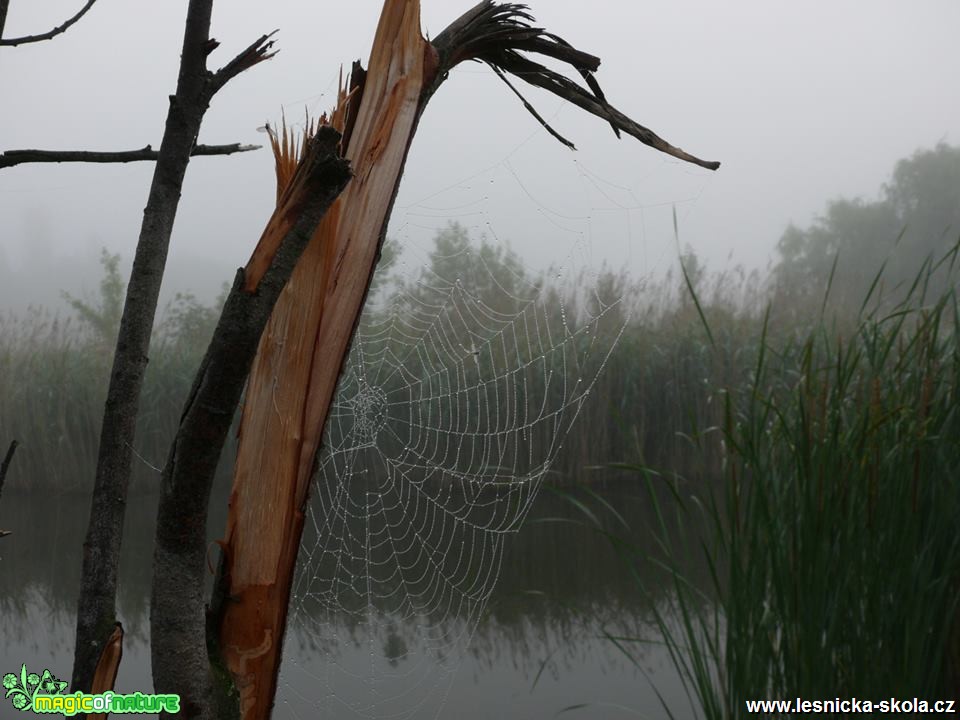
<box><xmin>215</xmin><ymin>7</ymin><xmax>432</xmax><ymax>719</ymax></box>
<box><xmin>216</xmin><ymin>2</ymin><xmax>719</xmax><ymax>719</ymax></box>
<box><xmin>149</xmin><ymin>127</ymin><xmax>351</xmax><ymax>719</ymax></box>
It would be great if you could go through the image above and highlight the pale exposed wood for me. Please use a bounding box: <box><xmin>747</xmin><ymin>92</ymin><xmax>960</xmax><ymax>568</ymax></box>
<box><xmin>218</xmin><ymin>4</ymin><xmax>429</xmax><ymax>719</ymax></box>
<box><xmin>150</xmin><ymin>128</ymin><xmax>350</xmax><ymax>720</ymax></box>
<box><xmin>89</xmin><ymin>622</ymin><xmax>123</xmax><ymax>720</ymax></box>
<box><xmin>218</xmin><ymin>3</ymin><xmax>720</xmax><ymax>719</ymax></box>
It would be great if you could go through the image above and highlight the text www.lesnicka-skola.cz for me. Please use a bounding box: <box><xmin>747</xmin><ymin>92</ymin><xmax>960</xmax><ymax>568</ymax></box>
<box><xmin>745</xmin><ymin>698</ymin><xmax>957</xmax><ymax>714</ymax></box>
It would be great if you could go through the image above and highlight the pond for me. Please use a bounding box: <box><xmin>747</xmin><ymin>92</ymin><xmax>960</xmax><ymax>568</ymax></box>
<box><xmin>0</xmin><ymin>483</ymin><xmax>698</xmax><ymax>719</ymax></box>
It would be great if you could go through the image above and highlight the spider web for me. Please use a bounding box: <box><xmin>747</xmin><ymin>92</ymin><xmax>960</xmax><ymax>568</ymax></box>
<box><xmin>278</xmin><ymin>230</ymin><xmax>628</xmax><ymax>719</ymax></box>
<box><xmin>272</xmin><ymin>82</ymin><xmax>716</xmax><ymax>715</ymax></box>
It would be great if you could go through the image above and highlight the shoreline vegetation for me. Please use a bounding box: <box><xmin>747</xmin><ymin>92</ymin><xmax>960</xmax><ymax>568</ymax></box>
<box><xmin>2</xmin><ymin>143</ymin><xmax>959</xmax><ymax>496</ymax></box>
<box><xmin>546</xmin><ymin>141</ymin><xmax>960</xmax><ymax>715</ymax></box>
<box><xmin>1</xmin><ymin>142</ymin><xmax>958</xmax><ymax>715</ymax></box>
<box><xmin>2</xmin><ymin>232</ymin><xmax>757</xmax><ymax>495</ymax></box>
<box><xmin>591</xmin><ymin>254</ymin><xmax>960</xmax><ymax>715</ymax></box>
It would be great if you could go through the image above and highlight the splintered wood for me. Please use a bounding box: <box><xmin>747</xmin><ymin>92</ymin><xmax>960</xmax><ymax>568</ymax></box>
<box><xmin>216</xmin><ymin>1</ymin><xmax>720</xmax><ymax>717</ymax></box>
<box><xmin>89</xmin><ymin>623</ymin><xmax>123</xmax><ymax>720</ymax></box>
<box><xmin>217</xmin><ymin>2</ymin><xmax>431</xmax><ymax>718</ymax></box>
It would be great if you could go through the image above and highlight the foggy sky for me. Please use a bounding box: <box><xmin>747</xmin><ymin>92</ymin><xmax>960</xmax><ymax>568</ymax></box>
<box><xmin>2</xmin><ymin>0</ymin><xmax>959</xmax><ymax>310</ymax></box>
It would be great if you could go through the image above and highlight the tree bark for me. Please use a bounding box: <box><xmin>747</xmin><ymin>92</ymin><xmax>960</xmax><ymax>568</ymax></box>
<box><xmin>0</xmin><ymin>439</ymin><xmax>16</xmax><ymax>499</ymax></box>
<box><xmin>71</xmin><ymin>0</ymin><xmax>275</xmax><ymax>695</ymax></box>
<box><xmin>216</xmin><ymin>7</ymin><xmax>433</xmax><ymax>717</ymax></box>
<box><xmin>215</xmin><ymin>3</ymin><xmax>720</xmax><ymax>719</ymax></box>
<box><xmin>150</xmin><ymin>126</ymin><xmax>350</xmax><ymax>720</ymax></box>
<box><xmin>0</xmin><ymin>0</ymin><xmax>98</xmax><ymax>46</ymax></box>
<box><xmin>0</xmin><ymin>143</ymin><xmax>259</xmax><ymax>170</ymax></box>
<box><xmin>0</xmin><ymin>0</ymin><xmax>9</xmax><ymax>41</ymax></box>
<box><xmin>0</xmin><ymin>440</ymin><xmax>15</xmax><ymax>539</ymax></box>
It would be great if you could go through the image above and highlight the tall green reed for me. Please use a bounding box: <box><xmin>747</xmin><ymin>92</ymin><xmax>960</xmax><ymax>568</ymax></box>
<box><xmin>620</xmin><ymin>252</ymin><xmax>960</xmax><ymax>718</ymax></box>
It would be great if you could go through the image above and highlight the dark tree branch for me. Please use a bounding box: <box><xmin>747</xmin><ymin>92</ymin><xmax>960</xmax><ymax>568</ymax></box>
<box><xmin>431</xmin><ymin>1</ymin><xmax>720</xmax><ymax>171</ymax></box>
<box><xmin>0</xmin><ymin>439</ymin><xmax>15</xmax><ymax>539</ymax></box>
<box><xmin>489</xmin><ymin>64</ymin><xmax>575</xmax><ymax>150</ymax></box>
<box><xmin>71</xmin><ymin>0</ymin><xmax>276</xmax><ymax>701</ymax></box>
<box><xmin>0</xmin><ymin>143</ymin><xmax>260</xmax><ymax>170</ymax></box>
<box><xmin>0</xmin><ymin>0</ymin><xmax>9</xmax><ymax>42</ymax></box>
<box><xmin>209</xmin><ymin>30</ymin><xmax>278</xmax><ymax>93</ymax></box>
<box><xmin>513</xmin><ymin>33</ymin><xmax>600</xmax><ymax>73</ymax></box>
<box><xmin>534</xmin><ymin>31</ymin><xmax>620</xmax><ymax>138</ymax></box>
<box><xmin>495</xmin><ymin>49</ymin><xmax>721</xmax><ymax>170</ymax></box>
<box><xmin>0</xmin><ymin>0</ymin><xmax>98</xmax><ymax>46</ymax></box>
<box><xmin>151</xmin><ymin>126</ymin><xmax>350</xmax><ymax>718</ymax></box>
<box><xmin>0</xmin><ymin>439</ymin><xmax>17</xmax><ymax>501</ymax></box>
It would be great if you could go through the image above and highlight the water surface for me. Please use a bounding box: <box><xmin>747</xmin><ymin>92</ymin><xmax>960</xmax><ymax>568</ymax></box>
<box><xmin>0</xmin><ymin>485</ymin><xmax>697</xmax><ymax>719</ymax></box>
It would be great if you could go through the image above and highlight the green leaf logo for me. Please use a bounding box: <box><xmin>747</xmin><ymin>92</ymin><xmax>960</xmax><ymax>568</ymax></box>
<box><xmin>3</xmin><ymin>665</ymin><xmax>67</xmax><ymax>712</ymax></box>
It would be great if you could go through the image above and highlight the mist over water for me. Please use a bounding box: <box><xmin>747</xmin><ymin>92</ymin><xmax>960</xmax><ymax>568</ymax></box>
<box><xmin>0</xmin><ymin>488</ymin><xmax>696</xmax><ymax>720</ymax></box>
<box><xmin>3</xmin><ymin>2</ymin><xmax>960</xmax><ymax>716</ymax></box>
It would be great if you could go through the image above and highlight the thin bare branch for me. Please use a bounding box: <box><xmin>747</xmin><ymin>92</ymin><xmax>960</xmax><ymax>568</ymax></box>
<box><xmin>495</xmin><ymin>49</ymin><xmax>721</xmax><ymax>170</ymax></box>
<box><xmin>0</xmin><ymin>0</ymin><xmax>98</xmax><ymax>46</ymax></box>
<box><xmin>0</xmin><ymin>143</ymin><xmax>260</xmax><ymax>170</ymax></box>
<box><xmin>489</xmin><ymin>64</ymin><xmax>575</xmax><ymax>150</ymax></box>
<box><xmin>70</xmin><ymin>0</ymin><xmax>271</xmax><ymax>699</ymax></box>
<box><xmin>209</xmin><ymin>30</ymin><xmax>279</xmax><ymax>92</ymax></box>
<box><xmin>0</xmin><ymin>439</ymin><xmax>17</xmax><ymax>500</ymax></box>
<box><xmin>431</xmin><ymin>1</ymin><xmax>720</xmax><ymax>170</ymax></box>
<box><xmin>0</xmin><ymin>1</ymin><xmax>10</xmax><ymax>42</ymax></box>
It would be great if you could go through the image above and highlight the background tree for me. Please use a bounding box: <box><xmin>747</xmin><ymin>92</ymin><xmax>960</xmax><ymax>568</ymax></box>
<box><xmin>61</xmin><ymin>249</ymin><xmax>125</xmax><ymax>359</ymax></box>
<box><xmin>887</xmin><ymin>142</ymin><xmax>960</xmax><ymax>260</ymax></box>
<box><xmin>772</xmin><ymin>142</ymin><xmax>960</xmax><ymax>313</ymax></box>
<box><xmin>1</xmin><ymin>0</ymin><xmax>277</xmax><ymax>695</ymax></box>
<box><xmin>400</xmin><ymin>222</ymin><xmax>531</xmax><ymax>312</ymax></box>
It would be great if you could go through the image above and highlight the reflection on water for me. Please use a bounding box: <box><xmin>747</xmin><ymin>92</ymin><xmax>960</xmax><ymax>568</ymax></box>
<box><xmin>0</xmin><ymin>484</ymin><xmax>696</xmax><ymax>719</ymax></box>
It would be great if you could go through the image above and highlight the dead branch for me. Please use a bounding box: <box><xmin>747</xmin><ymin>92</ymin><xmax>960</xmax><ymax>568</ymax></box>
<box><xmin>209</xmin><ymin>30</ymin><xmax>279</xmax><ymax>92</ymax></box>
<box><xmin>430</xmin><ymin>1</ymin><xmax>721</xmax><ymax>170</ymax></box>
<box><xmin>215</xmin><ymin>7</ymin><xmax>430</xmax><ymax>717</ymax></box>
<box><xmin>71</xmin><ymin>0</ymin><xmax>277</xmax><ymax>699</ymax></box>
<box><xmin>0</xmin><ymin>439</ymin><xmax>16</xmax><ymax>500</ymax></box>
<box><xmin>0</xmin><ymin>143</ymin><xmax>260</xmax><ymax>170</ymax></box>
<box><xmin>489</xmin><ymin>64</ymin><xmax>575</xmax><ymax>149</ymax></box>
<box><xmin>0</xmin><ymin>0</ymin><xmax>98</xmax><ymax>46</ymax></box>
<box><xmin>0</xmin><ymin>440</ymin><xmax>16</xmax><ymax>541</ymax></box>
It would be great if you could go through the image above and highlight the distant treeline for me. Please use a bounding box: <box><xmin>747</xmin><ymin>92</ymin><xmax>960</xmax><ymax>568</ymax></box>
<box><xmin>1</xmin><ymin>142</ymin><xmax>957</xmax><ymax>493</ymax></box>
